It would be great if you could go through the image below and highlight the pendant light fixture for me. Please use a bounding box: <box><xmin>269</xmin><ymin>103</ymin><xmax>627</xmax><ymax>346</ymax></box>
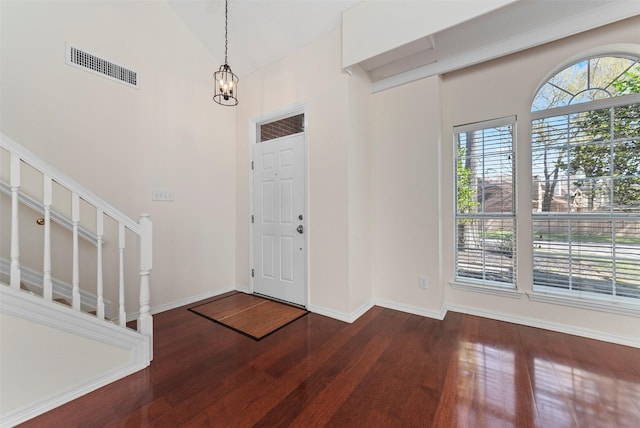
<box><xmin>213</xmin><ymin>0</ymin><xmax>238</xmax><ymax>106</ymax></box>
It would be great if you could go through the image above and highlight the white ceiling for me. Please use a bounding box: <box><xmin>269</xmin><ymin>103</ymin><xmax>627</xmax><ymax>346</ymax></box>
<box><xmin>167</xmin><ymin>0</ymin><xmax>640</xmax><ymax>89</ymax></box>
<box><xmin>167</xmin><ymin>0</ymin><xmax>361</xmax><ymax>78</ymax></box>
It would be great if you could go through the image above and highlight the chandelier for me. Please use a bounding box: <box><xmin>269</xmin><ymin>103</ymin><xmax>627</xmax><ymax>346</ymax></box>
<box><xmin>213</xmin><ymin>0</ymin><xmax>238</xmax><ymax>106</ymax></box>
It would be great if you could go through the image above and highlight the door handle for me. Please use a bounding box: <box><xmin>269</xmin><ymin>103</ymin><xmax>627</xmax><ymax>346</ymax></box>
<box><xmin>297</xmin><ymin>225</ymin><xmax>304</xmax><ymax>234</ymax></box>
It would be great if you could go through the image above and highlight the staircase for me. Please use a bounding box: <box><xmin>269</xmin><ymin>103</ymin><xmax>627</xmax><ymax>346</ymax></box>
<box><xmin>0</xmin><ymin>133</ymin><xmax>153</xmax><ymax>426</ymax></box>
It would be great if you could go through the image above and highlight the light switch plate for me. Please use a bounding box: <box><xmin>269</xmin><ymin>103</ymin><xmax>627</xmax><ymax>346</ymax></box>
<box><xmin>152</xmin><ymin>190</ymin><xmax>174</xmax><ymax>201</ymax></box>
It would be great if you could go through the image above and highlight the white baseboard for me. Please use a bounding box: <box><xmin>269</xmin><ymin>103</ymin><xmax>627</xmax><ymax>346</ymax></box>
<box><xmin>314</xmin><ymin>296</ymin><xmax>639</xmax><ymax>349</ymax></box>
<box><xmin>234</xmin><ymin>284</ymin><xmax>251</xmax><ymax>294</ymax></box>
<box><xmin>349</xmin><ymin>300</ymin><xmax>376</xmax><ymax>323</ymax></box>
<box><xmin>150</xmin><ymin>286</ymin><xmax>236</xmax><ymax>314</ymax></box>
<box><xmin>307</xmin><ymin>304</ymin><xmax>352</xmax><ymax>323</ymax></box>
<box><xmin>308</xmin><ymin>300</ymin><xmax>375</xmax><ymax>323</ymax></box>
<box><xmin>1</xmin><ymin>360</ymin><xmax>146</xmax><ymax>428</ymax></box>
<box><xmin>130</xmin><ymin>286</ymin><xmax>640</xmax><ymax>349</ymax></box>
<box><xmin>376</xmin><ymin>299</ymin><xmax>447</xmax><ymax>320</ymax></box>
<box><xmin>125</xmin><ymin>285</ymin><xmax>237</xmax><ymax>322</ymax></box>
<box><xmin>0</xmin><ymin>285</ymin><xmax>149</xmax><ymax>427</ymax></box>
<box><xmin>446</xmin><ymin>304</ymin><xmax>640</xmax><ymax>349</ymax></box>
<box><xmin>308</xmin><ymin>299</ymin><xmax>444</xmax><ymax>324</ymax></box>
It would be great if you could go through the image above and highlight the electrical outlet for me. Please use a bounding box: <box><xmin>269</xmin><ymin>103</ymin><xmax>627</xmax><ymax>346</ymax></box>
<box><xmin>419</xmin><ymin>275</ymin><xmax>428</xmax><ymax>289</ymax></box>
<box><xmin>152</xmin><ymin>189</ymin><xmax>174</xmax><ymax>201</ymax></box>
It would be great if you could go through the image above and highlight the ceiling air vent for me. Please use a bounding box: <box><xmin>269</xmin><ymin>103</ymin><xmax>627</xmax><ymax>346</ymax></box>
<box><xmin>65</xmin><ymin>44</ymin><xmax>139</xmax><ymax>89</ymax></box>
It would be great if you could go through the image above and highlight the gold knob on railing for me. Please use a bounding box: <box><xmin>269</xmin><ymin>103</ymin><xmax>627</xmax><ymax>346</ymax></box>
<box><xmin>36</xmin><ymin>218</ymin><xmax>45</xmax><ymax>225</ymax></box>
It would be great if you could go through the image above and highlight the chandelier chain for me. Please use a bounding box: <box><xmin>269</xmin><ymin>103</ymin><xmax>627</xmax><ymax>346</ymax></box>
<box><xmin>224</xmin><ymin>0</ymin><xmax>228</xmax><ymax>65</ymax></box>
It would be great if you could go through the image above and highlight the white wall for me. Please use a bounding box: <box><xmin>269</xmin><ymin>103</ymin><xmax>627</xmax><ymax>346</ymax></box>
<box><xmin>440</xmin><ymin>16</ymin><xmax>640</xmax><ymax>345</ymax></box>
<box><xmin>0</xmin><ymin>0</ymin><xmax>237</xmax><ymax>313</ymax></box>
<box><xmin>0</xmin><ymin>312</ymin><xmax>131</xmax><ymax>419</ymax></box>
<box><xmin>234</xmin><ymin>29</ymin><xmax>373</xmax><ymax>319</ymax></box>
<box><xmin>371</xmin><ymin>76</ymin><xmax>444</xmax><ymax>317</ymax></box>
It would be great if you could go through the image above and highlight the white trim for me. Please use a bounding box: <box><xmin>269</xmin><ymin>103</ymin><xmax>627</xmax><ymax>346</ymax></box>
<box><xmin>453</xmin><ymin>116</ymin><xmax>519</xmax><ymax>291</ymax></box>
<box><xmin>531</xmin><ymin>92</ymin><xmax>640</xmax><ymax>120</ymax></box>
<box><xmin>248</xmin><ymin>119</ymin><xmax>256</xmax><ymax>296</ymax></box>
<box><xmin>450</xmin><ymin>280</ymin><xmax>524</xmax><ymax>299</ymax></box>
<box><xmin>150</xmin><ymin>286</ymin><xmax>234</xmax><ymax>315</ymax></box>
<box><xmin>528</xmin><ymin>291</ymin><xmax>640</xmax><ymax>318</ymax></box>
<box><xmin>372</xmin><ymin>5</ymin><xmax>640</xmax><ymax>93</ymax></box>
<box><xmin>446</xmin><ymin>303</ymin><xmax>640</xmax><ymax>349</ymax></box>
<box><xmin>234</xmin><ymin>284</ymin><xmax>251</xmax><ymax>294</ymax></box>
<box><xmin>350</xmin><ymin>299</ymin><xmax>376</xmax><ymax>323</ymax></box>
<box><xmin>453</xmin><ymin>115</ymin><xmax>516</xmax><ymax>134</ymax></box>
<box><xmin>308</xmin><ymin>300</ymin><xmax>375</xmax><ymax>324</ymax></box>
<box><xmin>0</xmin><ymin>182</ymin><xmax>98</xmax><ymax>246</ymax></box>
<box><xmin>0</xmin><ymin>259</ymin><xmax>111</xmax><ymax>316</ymax></box>
<box><xmin>310</xmin><ymin>295</ymin><xmax>638</xmax><ymax>348</ymax></box>
<box><xmin>250</xmin><ymin>102</ymin><xmax>307</xmax><ymax>127</ymax></box>
<box><xmin>375</xmin><ymin>299</ymin><xmax>447</xmax><ymax>321</ymax></box>
<box><xmin>124</xmin><ymin>286</ymin><xmax>236</xmax><ymax>322</ymax></box>
<box><xmin>307</xmin><ymin>305</ymin><xmax>352</xmax><ymax>323</ymax></box>
<box><xmin>307</xmin><ymin>301</ymin><xmax>367</xmax><ymax>324</ymax></box>
<box><xmin>307</xmin><ymin>304</ymin><xmax>351</xmax><ymax>323</ymax></box>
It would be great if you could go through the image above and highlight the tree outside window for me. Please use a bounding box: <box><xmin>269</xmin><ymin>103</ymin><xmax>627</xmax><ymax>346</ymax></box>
<box><xmin>531</xmin><ymin>56</ymin><xmax>640</xmax><ymax>301</ymax></box>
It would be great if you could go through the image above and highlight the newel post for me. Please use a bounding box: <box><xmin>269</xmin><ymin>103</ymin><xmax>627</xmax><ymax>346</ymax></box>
<box><xmin>138</xmin><ymin>213</ymin><xmax>153</xmax><ymax>360</ymax></box>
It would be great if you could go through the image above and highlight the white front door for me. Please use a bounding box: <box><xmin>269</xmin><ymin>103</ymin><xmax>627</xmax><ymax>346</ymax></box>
<box><xmin>252</xmin><ymin>133</ymin><xmax>306</xmax><ymax>306</ymax></box>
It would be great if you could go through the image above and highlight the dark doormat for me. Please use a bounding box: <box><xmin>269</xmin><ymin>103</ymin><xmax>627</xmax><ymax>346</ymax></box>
<box><xmin>188</xmin><ymin>292</ymin><xmax>308</xmax><ymax>340</ymax></box>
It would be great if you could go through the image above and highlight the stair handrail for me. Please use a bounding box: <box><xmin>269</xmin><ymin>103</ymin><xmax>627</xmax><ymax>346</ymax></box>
<box><xmin>0</xmin><ymin>181</ymin><xmax>99</xmax><ymax>246</ymax></box>
<box><xmin>1</xmin><ymin>132</ymin><xmax>153</xmax><ymax>358</ymax></box>
<box><xmin>1</xmin><ymin>134</ymin><xmax>140</xmax><ymax>232</ymax></box>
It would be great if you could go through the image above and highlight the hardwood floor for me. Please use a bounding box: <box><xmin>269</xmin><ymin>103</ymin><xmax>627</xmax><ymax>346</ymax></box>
<box><xmin>20</xmin><ymin>293</ymin><xmax>640</xmax><ymax>427</ymax></box>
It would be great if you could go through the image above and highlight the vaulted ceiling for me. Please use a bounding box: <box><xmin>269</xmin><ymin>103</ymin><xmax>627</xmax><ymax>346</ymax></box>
<box><xmin>167</xmin><ymin>0</ymin><xmax>360</xmax><ymax>78</ymax></box>
<box><xmin>167</xmin><ymin>0</ymin><xmax>640</xmax><ymax>90</ymax></box>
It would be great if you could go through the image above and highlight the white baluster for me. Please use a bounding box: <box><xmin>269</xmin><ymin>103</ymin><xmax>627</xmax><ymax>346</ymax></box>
<box><xmin>118</xmin><ymin>223</ymin><xmax>126</xmax><ymax>327</ymax></box>
<box><xmin>71</xmin><ymin>193</ymin><xmax>80</xmax><ymax>310</ymax></box>
<box><xmin>43</xmin><ymin>175</ymin><xmax>53</xmax><ymax>301</ymax></box>
<box><xmin>96</xmin><ymin>210</ymin><xmax>105</xmax><ymax>320</ymax></box>
<box><xmin>138</xmin><ymin>214</ymin><xmax>153</xmax><ymax>359</ymax></box>
<box><xmin>10</xmin><ymin>153</ymin><xmax>21</xmax><ymax>289</ymax></box>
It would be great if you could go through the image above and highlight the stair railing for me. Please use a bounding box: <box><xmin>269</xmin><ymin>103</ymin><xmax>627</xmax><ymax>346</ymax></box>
<box><xmin>1</xmin><ymin>133</ymin><xmax>153</xmax><ymax>356</ymax></box>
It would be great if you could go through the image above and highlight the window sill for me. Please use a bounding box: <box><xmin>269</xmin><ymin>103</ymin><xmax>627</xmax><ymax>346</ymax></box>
<box><xmin>527</xmin><ymin>291</ymin><xmax>640</xmax><ymax>317</ymax></box>
<box><xmin>450</xmin><ymin>281</ymin><xmax>523</xmax><ymax>299</ymax></box>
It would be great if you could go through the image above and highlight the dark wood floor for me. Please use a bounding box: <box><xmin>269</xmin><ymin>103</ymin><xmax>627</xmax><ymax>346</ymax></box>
<box><xmin>20</xmin><ymin>292</ymin><xmax>640</xmax><ymax>427</ymax></box>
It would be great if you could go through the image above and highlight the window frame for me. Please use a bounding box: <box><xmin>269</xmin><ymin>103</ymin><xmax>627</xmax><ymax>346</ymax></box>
<box><xmin>452</xmin><ymin>116</ymin><xmax>518</xmax><ymax>292</ymax></box>
<box><xmin>530</xmin><ymin>55</ymin><xmax>640</xmax><ymax>306</ymax></box>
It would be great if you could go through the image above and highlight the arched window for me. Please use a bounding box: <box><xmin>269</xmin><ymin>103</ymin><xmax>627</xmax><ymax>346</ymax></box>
<box><xmin>531</xmin><ymin>55</ymin><xmax>640</xmax><ymax>303</ymax></box>
<box><xmin>532</xmin><ymin>56</ymin><xmax>640</xmax><ymax>111</ymax></box>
